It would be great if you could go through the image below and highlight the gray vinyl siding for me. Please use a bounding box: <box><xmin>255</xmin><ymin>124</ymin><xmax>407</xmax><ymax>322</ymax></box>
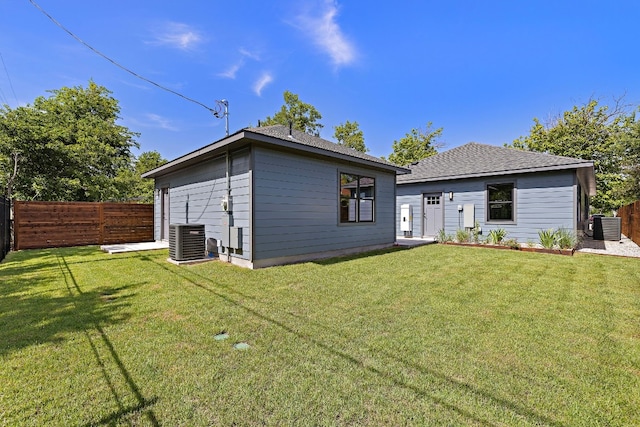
<box><xmin>396</xmin><ymin>170</ymin><xmax>578</xmax><ymax>243</ymax></box>
<box><xmin>252</xmin><ymin>147</ymin><xmax>396</xmax><ymax>261</ymax></box>
<box><xmin>153</xmin><ymin>149</ymin><xmax>252</xmax><ymax>262</ymax></box>
<box><xmin>228</xmin><ymin>148</ymin><xmax>251</xmax><ymax>258</ymax></box>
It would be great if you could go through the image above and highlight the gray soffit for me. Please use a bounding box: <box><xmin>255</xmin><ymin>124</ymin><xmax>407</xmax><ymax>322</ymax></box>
<box><xmin>398</xmin><ymin>142</ymin><xmax>596</xmax><ymax>189</ymax></box>
<box><xmin>142</xmin><ymin>125</ymin><xmax>410</xmax><ymax>178</ymax></box>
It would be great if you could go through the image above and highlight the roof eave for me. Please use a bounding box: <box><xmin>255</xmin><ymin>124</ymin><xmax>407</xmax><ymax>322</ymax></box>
<box><xmin>141</xmin><ymin>130</ymin><xmax>246</xmax><ymax>179</ymax></box>
<box><xmin>398</xmin><ymin>162</ymin><xmax>595</xmax><ymax>185</ymax></box>
<box><xmin>576</xmin><ymin>164</ymin><xmax>597</xmax><ymax>196</ymax></box>
<box><xmin>142</xmin><ymin>128</ymin><xmax>410</xmax><ymax>178</ymax></box>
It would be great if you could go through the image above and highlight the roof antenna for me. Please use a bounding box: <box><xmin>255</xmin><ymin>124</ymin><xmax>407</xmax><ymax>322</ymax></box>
<box><xmin>213</xmin><ymin>99</ymin><xmax>229</xmax><ymax>136</ymax></box>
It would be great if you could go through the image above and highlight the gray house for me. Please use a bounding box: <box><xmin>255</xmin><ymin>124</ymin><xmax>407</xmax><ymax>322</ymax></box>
<box><xmin>142</xmin><ymin>125</ymin><xmax>409</xmax><ymax>268</ymax></box>
<box><xmin>396</xmin><ymin>143</ymin><xmax>596</xmax><ymax>243</ymax></box>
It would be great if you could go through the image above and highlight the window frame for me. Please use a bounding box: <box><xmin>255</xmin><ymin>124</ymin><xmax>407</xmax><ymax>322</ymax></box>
<box><xmin>339</xmin><ymin>172</ymin><xmax>376</xmax><ymax>224</ymax></box>
<box><xmin>486</xmin><ymin>181</ymin><xmax>516</xmax><ymax>223</ymax></box>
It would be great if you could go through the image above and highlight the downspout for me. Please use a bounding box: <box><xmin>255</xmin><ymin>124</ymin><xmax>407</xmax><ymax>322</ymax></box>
<box><xmin>225</xmin><ymin>150</ymin><xmax>231</xmax><ymax>263</ymax></box>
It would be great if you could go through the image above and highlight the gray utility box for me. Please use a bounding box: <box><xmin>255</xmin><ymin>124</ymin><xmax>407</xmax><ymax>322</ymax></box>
<box><xmin>222</xmin><ymin>226</ymin><xmax>243</xmax><ymax>250</ymax></box>
<box><xmin>593</xmin><ymin>217</ymin><xmax>621</xmax><ymax>241</ymax></box>
<box><xmin>169</xmin><ymin>224</ymin><xmax>206</xmax><ymax>261</ymax></box>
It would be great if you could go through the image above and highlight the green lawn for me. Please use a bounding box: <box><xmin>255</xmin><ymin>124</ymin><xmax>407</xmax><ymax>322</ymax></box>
<box><xmin>1</xmin><ymin>245</ymin><xmax>639</xmax><ymax>426</ymax></box>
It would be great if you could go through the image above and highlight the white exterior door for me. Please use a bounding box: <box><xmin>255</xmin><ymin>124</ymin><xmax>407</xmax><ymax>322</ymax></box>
<box><xmin>423</xmin><ymin>193</ymin><xmax>443</xmax><ymax>237</ymax></box>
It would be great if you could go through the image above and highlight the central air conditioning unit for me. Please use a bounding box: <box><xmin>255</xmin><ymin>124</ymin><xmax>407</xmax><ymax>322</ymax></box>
<box><xmin>169</xmin><ymin>224</ymin><xmax>206</xmax><ymax>261</ymax></box>
<box><xmin>593</xmin><ymin>216</ymin><xmax>621</xmax><ymax>241</ymax></box>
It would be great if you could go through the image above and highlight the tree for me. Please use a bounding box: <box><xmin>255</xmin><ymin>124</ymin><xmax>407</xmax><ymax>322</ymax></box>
<box><xmin>333</xmin><ymin>120</ymin><xmax>367</xmax><ymax>152</ymax></box>
<box><xmin>510</xmin><ymin>98</ymin><xmax>640</xmax><ymax>212</ymax></box>
<box><xmin>0</xmin><ymin>81</ymin><xmax>139</xmax><ymax>201</ymax></box>
<box><xmin>261</xmin><ymin>90</ymin><xmax>323</xmax><ymax>136</ymax></box>
<box><xmin>386</xmin><ymin>123</ymin><xmax>444</xmax><ymax>166</ymax></box>
<box><xmin>615</xmin><ymin>113</ymin><xmax>640</xmax><ymax>205</ymax></box>
<box><xmin>115</xmin><ymin>151</ymin><xmax>167</xmax><ymax>203</ymax></box>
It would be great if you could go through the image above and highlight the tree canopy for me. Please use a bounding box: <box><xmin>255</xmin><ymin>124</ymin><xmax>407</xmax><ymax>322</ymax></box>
<box><xmin>0</xmin><ymin>81</ymin><xmax>140</xmax><ymax>201</ymax></box>
<box><xmin>115</xmin><ymin>150</ymin><xmax>167</xmax><ymax>203</ymax></box>
<box><xmin>510</xmin><ymin>98</ymin><xmax>640</xmax><ymax>212</ymax></box>
<box><xmin>260</xmin><ymin>90</ymin><xmax>323</xmax><ymax>136</ymax></box>
<box><xmin>385</xmin><ymin>123</ymin><xmax>444</xmax><ymax>166</ymax></box>
<box><xmin>333</xmin><ymin>120</ymin><xmax>367</xmax><ymax>152</ymax></box>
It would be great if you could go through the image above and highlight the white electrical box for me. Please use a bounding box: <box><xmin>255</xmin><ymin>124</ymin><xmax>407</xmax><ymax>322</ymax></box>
<box><xmin>221</xmin><ymin>195</ymin><xmax>232</xmax><ymax>212</ymax></box>
<box><xmin>463</xmin><ymin>204</ymin><xmax>475</xmax><ymax>228</ymax></box>
<box><xmin>400</xmin><ymin>204</ymin><xmax>413</xmax><ymax>232</ymax></box>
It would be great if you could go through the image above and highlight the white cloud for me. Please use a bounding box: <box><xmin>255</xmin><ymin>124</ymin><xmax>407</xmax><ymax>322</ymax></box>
<box><xmin>218</xmin><ymin>48</ymin><xmax>262</xmax><ymax>79</ymax></box>
<box><xmin>294</xmin><ymin>0</ymin><xmax>356</xmax><ymax>67</ymax></box>
<box><xmin>149</xmin><ymin>22</ymin><xmax>205</xmax><ymax>51</ymax></box>
<box><xmin>145</xmin><ymin>113</ymin><xmax>179</xmax><ymax>131</ymax></box>
<box><xmin>239</xmin><ymin>48</ymin><xmax>261</xmax><ymax>61</ymax></box>
<box><xmin>218</xmin><ymin>62</ymin><xmax>243</xmax><ymax>79</ymax></box>
<box><xmin>253</xmin><ymin>72</ymin><xmax>273</xmax><ymax>96</ymax></box>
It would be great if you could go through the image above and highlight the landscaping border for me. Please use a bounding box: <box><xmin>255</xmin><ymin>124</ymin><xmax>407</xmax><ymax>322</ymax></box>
<box><xmin>443</xmin><ymin>242</ymin><xmax>575</xmax><ymax>256</ymax></box>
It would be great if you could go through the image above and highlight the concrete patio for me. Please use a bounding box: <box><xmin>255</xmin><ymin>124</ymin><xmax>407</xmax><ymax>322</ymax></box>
<box><xmin>100</xmin><ymin>241</ymin><xmax>169</xmax><ymax>254</ymax></box>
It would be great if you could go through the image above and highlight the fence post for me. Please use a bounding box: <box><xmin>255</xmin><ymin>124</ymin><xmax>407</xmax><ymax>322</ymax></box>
<box><xmin>98</xmin><ymin>202</ymin><xmax>105</xmax><ymax>245</ymax></box>
<box><xmin>0</xmin><ymin>197</ymin><xmax>10</xmax><ymax>260</ymax></box>
<box><xmin>619</xmin><ymin>200</ymin><xmax>640</xmax><ymax>247</ymax></box>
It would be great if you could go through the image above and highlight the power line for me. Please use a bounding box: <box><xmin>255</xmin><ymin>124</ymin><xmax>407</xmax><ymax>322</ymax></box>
<box><xmin>0</xmin><ymin>81</ymin><xmax>9</xmax><ymax>105</ymax></box>
<box><xmin>28</xmin><ymin>0</ymin><xmax>218</xmax><ymax>114</ymax></box>
<box><xmin>0</xmin><ymin>88</ymin><xmax>9</xmax><ymax>106</ymax></box>
<box><xmin>0</xmin><ymin>52</ymin><xmax>19</xmax><ymax>106</ymax></box>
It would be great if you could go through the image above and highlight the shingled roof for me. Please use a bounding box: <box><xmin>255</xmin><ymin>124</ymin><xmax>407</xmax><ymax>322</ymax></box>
<box><xmin>246</xmin><ymin>125</ymin><xmax>407</xmax><ymax>171</ymax></box>
<box><xmin>397</xmin><ymin>142</ymin><xmax>596</xmax><ymax>192</ymax></box>
<box><xmin>143</xmin><ymin>124</ymin><xmax>409</xmax><ymax>179</ymax></box>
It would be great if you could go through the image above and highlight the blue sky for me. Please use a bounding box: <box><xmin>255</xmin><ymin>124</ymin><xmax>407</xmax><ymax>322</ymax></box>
<box><xmin>1</xmin><ymin>1</ymin><xmax>640</xmax><ymax>161</ymax></box>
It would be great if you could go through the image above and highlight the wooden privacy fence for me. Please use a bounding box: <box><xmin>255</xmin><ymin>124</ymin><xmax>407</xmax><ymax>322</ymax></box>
<box><xmin>618</xmin><ymin>200</ymin><xmax>640</xmax><ymax>247</ymax></box>
<box><xmin>14</xmin><ymin>201</ymin><xmax>154</xmax><ymax>250</ymax></box>
<box><xmin>0</xmin><ymin>196</ymin><xmax>10</xmax><ymax>261</ymax></box>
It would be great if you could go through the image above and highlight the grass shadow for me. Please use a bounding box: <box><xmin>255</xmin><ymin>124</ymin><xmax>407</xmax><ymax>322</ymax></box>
<box><xmin>0</xmin><ymin>255</ymin><xmax>137</xmax><ymax>356</ymax></box>
<box><xmin>147</xmin><ymin>256</ymin><xmax>565</xmax><ymax>426</ymax></box>
<box><xmin>56</xmin><ymin>253</ymin><xmax>160</xmax><ymax>426</ymax></box>
<box><xmin>311</xmin><ymin>245</ymin><xmax>409</xmax><ymax>266</ymax></box>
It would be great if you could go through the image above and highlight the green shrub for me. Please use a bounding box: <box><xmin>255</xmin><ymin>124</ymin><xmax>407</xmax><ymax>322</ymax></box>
<box><xmin>504</xmin><ymin>238</ymin><xmax>520</xmax><ymax>249</ymax></box>
<box><xmin>455</xmin><ymin>229</ymin><xmax>470</xmax><ymax>243</ymax></box>
<box><xmin>436</xmin><ymin>229</ymin><xmax>453</xmax><ymax>243</ymax></box>
<box><xmin>538</xmin><ymin>229</ymin><xmax>557</xmax><ymax>249</ymax></box>
<box><xmin>555</xmin><ymin>228</ymin><xmax>577</xmax><ymax>249</ymax></box>
<box><xmin>487</xmin><ymin>228</ymin><xmax>507</xmax><ymax>245</ymax></box>
<box><xmin>537</xmin><ymin>228</ymin><xmax>578</xmax><ymax>250</ymax></box>
<box><xmin>471</xmin><ymin>221</ymin><xmax>482</xmax><ymax>243</ymax></box>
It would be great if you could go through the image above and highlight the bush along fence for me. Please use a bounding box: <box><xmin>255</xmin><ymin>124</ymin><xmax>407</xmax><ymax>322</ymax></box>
<box><xmin>618</xmin><ymin>200</ymin><xmax>640</xmax><ymax>247</ymax></box>
<box><xmin>13</xmin><ymin>201</ymin><xmax>153</xmax><ymax>250</ymax></box>
<box><xmin>0</xmin><ymin>196</ymin><xmax>10</xmax><ymax>261</ymax></box>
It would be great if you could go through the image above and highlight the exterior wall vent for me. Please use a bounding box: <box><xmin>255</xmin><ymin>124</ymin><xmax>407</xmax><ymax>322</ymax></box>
<box><xmin>169</xmin><ymin>224</ymin><xmax>206</xmax><ymax>261</ymax></box>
